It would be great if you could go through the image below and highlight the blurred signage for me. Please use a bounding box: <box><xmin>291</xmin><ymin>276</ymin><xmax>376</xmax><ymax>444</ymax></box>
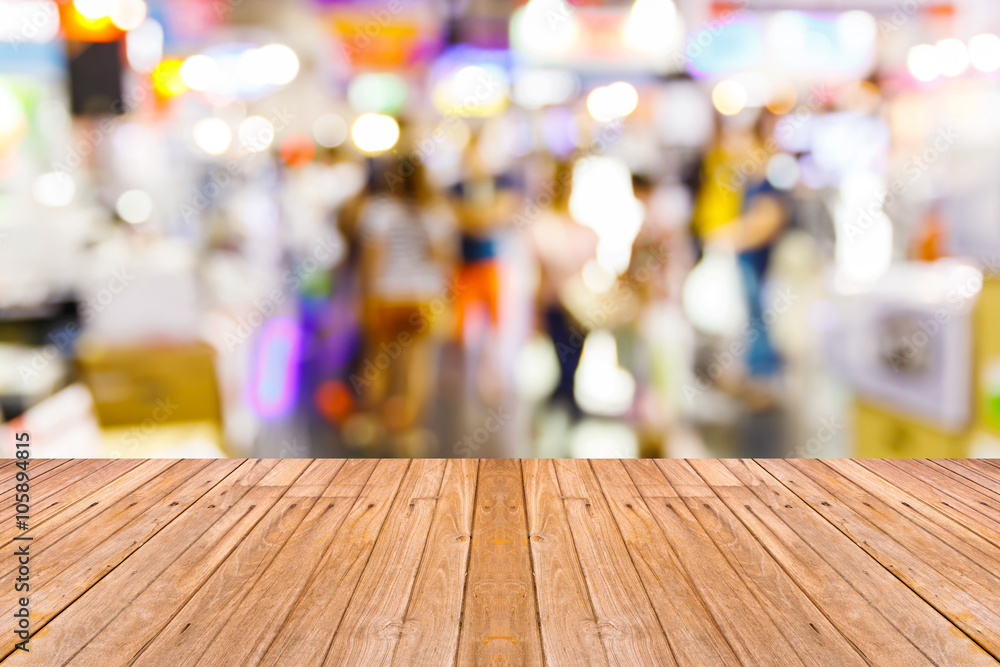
<box><xmin>711</xmin><ymin>0</ymin><xmax>952</xmax><ymax>13</ymax></box>
<box><xmin>321</xmin><ymin>0</ymin><xmax>444</xmax><ymax>68</ymax></box>
<box><xmin>510</xmin><ymin>5</ymin><xmax>682</xmax><ymax>73</ymax></box>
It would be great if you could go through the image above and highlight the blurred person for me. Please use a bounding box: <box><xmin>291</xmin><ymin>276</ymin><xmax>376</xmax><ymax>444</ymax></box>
<box><xmin>353</xmin><ymin>142</ymin><xmax>457</xmax><ymax>447</ymax></box>
<box><xmin>449</xmin><ymin>132</ymin><xmax>523</xmax><ymax>401</ymax></box>
<box><xmin>698</xmin><ymin>111</ymin><xmax>790</xmax><ymax>409</ymax></box>
<box><xmin>528</xmin><ymin>161</ymin><xmax>598</xmax><ymax>418</ymax></box>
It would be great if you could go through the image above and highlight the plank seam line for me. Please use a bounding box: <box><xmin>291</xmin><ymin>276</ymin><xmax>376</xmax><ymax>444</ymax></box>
<box><xmin>121</xmin><ymin>459</ymin><xmax>316</xmax><ymax>667</ymax></box>
<box><xmin>197</xmin><ymin>459</ymin><xmax>353</xmax><ymax>662</ymax></box>
<box><xmin>387</xmin><ymin>458</ymin><xmax>461</xmax><ymax>666</ymax></box>
<box><xmin>619</xmin><ymin>461</ymin><xmax>741</xmax><ymax>662</ymax></box>
<box><xmin>919</xmin><ymin>459</ymin><xmax>1000</xmax><ymax>505</ymax></box>
<box><xmin>589</xmin><ymin>460</ymin><xmax>679</xmax><ymax>667</ymax></box>
<box><xmin>0</xmin><ymin>460</ymin><xmax>123</xmax><ymax>547</ymax></box>
<box><xmin>864</xmin><ymin>460</ymin><xmax>1000</xmax><ymax>554</ymax></box>
<box><xmin>450</xmin><ymin>458</ymin><xmax>481</xmax><ymax>667</ymax></box>
<box><xmin>4</xmin><ymin>459</ymin><xmax>247</xmax><ymax>665</ymax></box>
<box><xmin>541</xmin><ymin>459</ymin><xmax>609</xmax><ymax>666</ymax></box>
<box><xmin>318</xmin><ymin>459</ymin><xmax>414</xmax><ymax>667</ymax></box>
<box><xmin>812</xmin><ymin>459</ymin><xmax>1000</xmax><ymax>596</ymax></box>
<box><xmin>653</xmin><ymin>460</ymin><xmax>813</xmax><ymax>666</ymax></box>
<box><xmin>518</xmin><ymin>459</ymin><xmax>549</xmax><ymax>667</ymax></box>
<box><xmin>689</xmin><ymin>461</ymin><xmax>880</xmax><ymax>666</ymax></box>
<box><xmin>179</xmin><ymin>461</ymin><xmax>338</xmax><ymax>666</ymax></box>
<box><xmin>256</xmin><ymin>459</ymin><xmax>379</xmax><ymax>663</ymax></box>
<box><xmin>0</xmin><ymin>459</ymin><xmax>189</xmax><ymax>571</ymax></box>
<box><xmin>758</xmin><ymin>460</ymin><xmax>998</xmax><ymax>662</ymax></box>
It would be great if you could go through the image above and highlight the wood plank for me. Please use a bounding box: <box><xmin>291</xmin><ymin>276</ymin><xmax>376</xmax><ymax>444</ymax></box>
<box><xmin>392</xmin><ymin>459</ymin><xmax>478</xmax><ymax>667</ymax></box>
<box><xmin>521</xmin><ymin>459</ymin><xmax>608</xmax><ymax>667</ymax></box>
<box><xmin>64</xmin><ymin>460</ymin><xmax>305</xmax><ymax>666</ymax></box>
<box><xmin>911</xmin><ymin>459</ymin><xmax>1000</xmax><ymax>507</ymax></box>
<box><xmin>325</xmin><ymin>459</ymin><xmax>447</xmax><ymax>665</ymax></box>
<box><xmin>917</xmin><ymin>459</ymin><xmax>1000</xmax><ymax>506</ymax></box>
<box><xmin>0</xmin><ymin>459</ymin><xmax>75</xmax><ymax>506</ymax></box>
<box><xmin>657</xmin><ymin>460</ymin><xmax>867</xmax><ymax>666</ymax></box>
<box><xmin>623</xmin><ymin>459</ymin><xmax>801</xmax><ymax>666</ymax></box>
<box><xmin>689</xmin><ymin>459</ymin><xmax>933</xmax><ymax>666</ymax></box>
<box><xmin>758</xmin><ymin>458</ymin><xmax>1000</xmax><ymax>657</ymax></box>
<box><xmin>0</xmin><ymin>459</ymin><xmax>180</xmax><ymax>564</ymax></box>
<box><xmin>794</xmin><ymin>460</ymin><xmax>1000</xmax><ymax>604</ymax></box>
<box><xmin>933</xmin><ymin>459</ymin><xmax>1000</xmax><ymax>498</ymax></box>
<box><xmin>0</xmin><ymin>459</ymin><xmax>232</xmax><ymax>655</ymax></box>
<box><xmin>553</xmin><ymin>459</ymin><xmax>676</xmax><ymax>666</ymax></box>
<box><xmin>590</xmin><ymin>460</ymin><xmax>739</xmax><ymax>667</ymax></box>
<box><xmin>0</xmin><ymin>459</ymin><xmax>129</xmax><ymax>544</ymax></box>
<box><xmin>189</xmin><ymin>461</ymin><xmax>376</xmax><ymax>666</ymax></box>
<box><xmin>259</xmin><ymin>460</ymin><xmax>410</xmax><ymax>667</ymax></box>
<box><xmin>5</xmin><ymin>459</ymin><xmax>282</xmax><ymax>665</ymax></box>
<box><xmin>853</xmin><ymin>459</ymin><xmax>1000</xmax><ymax>552</ymax></box>
<box><xmin>723</xmin><ymin>459</ymin><xmax>996</xmax><ymax>665</ymax></box>
<box><xmin>128</xmin><ymin>459</ymin><xmax>321</xmax><ymax>666</ymax></box>
<box><xmin>829</xmin><ymin>459</ymin><xmax>1000</xmax><ymax>571</ymax></box>
<box><xmin>456</xmin><ymin>459</ymin><xmax>545</xmax><ymax>666</ymax></box>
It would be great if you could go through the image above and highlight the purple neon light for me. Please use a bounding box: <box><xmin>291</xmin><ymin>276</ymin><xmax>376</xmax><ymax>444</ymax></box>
<box><xmin>250</xmin><ymin>316</ymin><xmax>302</xmax><ymax>420</ymax></box>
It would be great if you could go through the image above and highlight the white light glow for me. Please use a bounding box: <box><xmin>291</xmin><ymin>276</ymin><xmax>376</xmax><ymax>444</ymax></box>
<box><xmin>32</xmin><ymin>172</ymin><xmax>75</xmax><ymax>207</ymax></box>
<box><xmin>515</xmin><ymin>0</ymin><xmax>579</xmax><ymax>57</ymax></box>
<box><xmin>766</xmin><ymin>153</ymin><xmax>800</xmax><ymax>190</ymax></box>
<box><xmin>180</xmin><ymin>55</ymin><xmax>220</xmax><ymax>91</ymax></box>
<box><xmin>586</xmin><ymin>82</ymin><xmax>638</xmax><ymax>122</ymax></box>
<box><xmin>239</xmin><ymin>44</ymin><xmax>299</xmax><ymax>87</ymax></box>
<box><xmin>115</xmin><ymin>189</ymin><xmax>153</xmax><ymax>224</ymax></box>
<box><xmin>834</xmin><ymin>171</ymin><xmax>893</xmax><ymax>284</ymax></box>
<box><xmin>623</xmin><ymin>0</ymin><xmax>679</xmax><ymax>58</ymax></box>
<box><xmin>125</xmin><ymin>18</ymin><xmax>162</xmax><ymax>74</ymax></box>
<box><xmin>0</xmin><ymin>1</ymin><xmax>60</xmax><ymax>44</ymax></box>
<box><xmin>936</xmin><ymin>38</ymin><xmax>969</xmax><ymax>77</ymax></box>
<box><xmin>712</xmin><ymin>80</ymin><xmax>747</xmax><ymax>116</ymax></box>
<box><xmin>512</xmin><ymin>69</ymin><xmax>579</xmax><ymax>109</ymax></box>
<box><xmin>569</xmin><ymin>157</ymin><xmax>644</xmax><ymax>275</ymax></box>
<box><xmin>257</xmin><ymin>44</ymin><xmax>300</xmax><ymax>85</ymax></box>
<box><xmin>514</xmin><ymin>335</ymin><xmax>560</xmax><ymax>401</ymax></box>
<box><xmin>313</xmin><ymin>113</ymin><xmax>348</xmax><ymax>148</ymax></box>
<box><xmin>969</xmin><ymin>34</ymin><xmax>1000</xmax><ymax>73</ymax></box>
<box><xmin>350</xmin><ymin>113</ymin><xmax>399</xmax><ymax>153</ymax></box>
<box><xmin>110</xmin><ymin>0</ymin><xmax>146</xmax><ymax>30</ymax></box>
<box><xmin>73</xmin><ymin>0</ymin><xmax>114</xmax><ymax>20</ymax></box>
<box><xmin>238</xmin><ymin>116</ymin><xmax>275</xmax><ymax>152</ymax></box>
<box><xmin>193</xmin><ymin>118</ymin><xmax>232</xmax><ymax>155</ymax></box>
<box><xmin>907</xmin><ymin>44</ymin><xmax>939</xmax><ymax>82</ymax></box>
<box><xmin>682</xmin><ymin>249</ymin><xmax>748</xmax><ymax>337</ymax></box>
<box><xmin>574</xmin><ymin>330</ymin><xmax>636</xmax><ymax>417</ymax></box>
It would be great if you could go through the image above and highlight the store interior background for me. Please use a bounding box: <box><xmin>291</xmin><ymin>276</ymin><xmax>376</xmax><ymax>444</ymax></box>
<box><xmin>2</xmin><ymin>0</ymin><xmax>1000</xmax><ymax>459</ymax></box>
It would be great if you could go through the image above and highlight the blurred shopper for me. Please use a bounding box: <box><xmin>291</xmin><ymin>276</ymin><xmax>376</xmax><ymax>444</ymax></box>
<box><xmin>699</xmin><ymin>112</ymin><xmax>790</xmax><ymax>408</ymax></box>
<box><xmin>528</xmin><ymin>161</ymin><xmax>598</xmax><ymax>417</ymax></box>
<box><xmin>354</xmin><ymin>148</ymin><xmax>457</xmax><ymax>446</ymax></box>
<box><xmin>450</xmin><ymin>133</ymin><xmax>523</xmax><ymax>401</ymax></box>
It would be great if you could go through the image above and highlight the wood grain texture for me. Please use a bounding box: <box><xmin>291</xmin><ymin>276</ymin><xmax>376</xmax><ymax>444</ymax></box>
<box><xmin>392</xmin><ymin>459</ymin><xmax>478</xmax><ymax>666</ymax></box>
<box><xmin>624</xmin><ymin>459</ymin><xmax>802</xmax><ymax>666</ymax></box>
<box><xmin>324</xmin><ymin>459</ymin><xmax>446</xmax><ymax>665</ymax></box>
<box><xmin>723</xmin><ymin>458</ymin><xmax>996</xmax><ymax>666</ymax></box>
<box><xmin>591</xmin><ymin>459</ymin><xmax>738</xmax><ymax>667</ymax></box>
<box><xmin>456</xmin><ymin>459</ymin><xmax>545</xmax><ymax>666</ymax></box>
<box><xmin>522</xmin><ymin>459</ymin><xmax>608</xmax><ymax>667</ymax></box>
<box><xmin>259</xmin><ymin>459</ymin><xmax>410</xmax><ymax>667</ymax></box>
<box><xmin>3</xmin><ymin>458</ymin><xmax>999</xmax><ymax>666</ymax></box>
<box><xmin>759</xmin><ymin>458</ymin><xmax>1000</xmax><ymax>657</ymax></box>
<box><xmin>554</xmin><ymin>459</ymin><xmax>677</xmax><ymax>666</ymax></box>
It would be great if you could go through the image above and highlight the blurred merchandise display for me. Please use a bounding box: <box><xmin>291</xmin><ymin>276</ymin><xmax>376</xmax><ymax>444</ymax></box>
<box><xmin>3</xmin><ymin>0</ymin><xmax>1000</xmax><ymax>459</ymax></box>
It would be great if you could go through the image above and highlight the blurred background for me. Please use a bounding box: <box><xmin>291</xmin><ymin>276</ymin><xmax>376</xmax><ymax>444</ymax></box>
<box><xmin>2</xmin><ymin>0</ymin><xmax>1000</xmax><ymax>460</ymax></box>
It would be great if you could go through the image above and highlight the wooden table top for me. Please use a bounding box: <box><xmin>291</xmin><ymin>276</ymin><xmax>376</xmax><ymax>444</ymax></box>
<box><xmin>2</xmin><ymin>458</ymin><xmax>1000</xmax><ymax>665</ymax></box>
